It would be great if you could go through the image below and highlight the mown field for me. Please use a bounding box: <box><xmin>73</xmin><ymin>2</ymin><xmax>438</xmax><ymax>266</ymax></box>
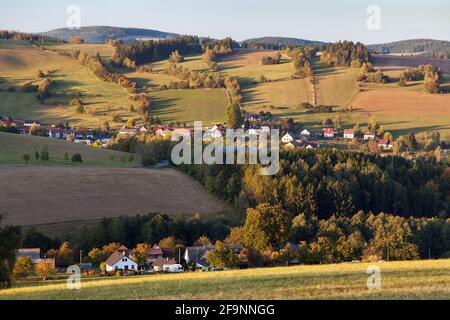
<box><xmin>149</xmin><ymin>88</ymin><xmax>229</xmax><ymax>125</ymax></box>
<box><xmin>0</xmin><ymin>260</ymin><xmax>448</xmax><ymax>300</ymax></box>
<box><xmin>0</xmin><ymin>165</ymin><xmax>228</xmax><ymax>227</ymax></box>
<box><xmin>0</xmin><ymin>132</ymin><xmax>134</xmax><ymax>166</ymax></box>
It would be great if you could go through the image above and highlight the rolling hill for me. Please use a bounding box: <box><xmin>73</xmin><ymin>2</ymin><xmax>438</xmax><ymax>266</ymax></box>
<box><xmin>367</xmin><ymin>39</ymin><xmax>450</xmax><ymax>58</ymax></box>
<box><xmin>42</xmin><ymin>26</ymin><xmax>179</xmax><ymax>44</ymax></box>
<box><xmin>242</xmin><ymin>36</ymin><xmax>327</xmax><ymax>49</ymax></box>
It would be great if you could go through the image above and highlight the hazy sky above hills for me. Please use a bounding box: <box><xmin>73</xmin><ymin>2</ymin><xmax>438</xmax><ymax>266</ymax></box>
<box><xmin>1</xmin><ymin>0</ymin><xmax>449</xmax><ymax>43</ymax></box>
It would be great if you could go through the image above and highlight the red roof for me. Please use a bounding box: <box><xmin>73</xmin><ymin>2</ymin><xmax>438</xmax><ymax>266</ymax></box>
<box><xmin>344</xmin><ymin>130</ymin><xmax>354</xmax><ymax>135</ymax></box>
<box><xmin>323</xmin><ymin>128</ymin><xmax>335</xmax><ymax>134</ymax></box>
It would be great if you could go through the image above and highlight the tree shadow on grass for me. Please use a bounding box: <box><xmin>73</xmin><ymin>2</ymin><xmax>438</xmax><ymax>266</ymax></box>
<box><xmin>151</xmin><ymin>97</ymin><xmax>182</xmax><ymax>123</ymax></box>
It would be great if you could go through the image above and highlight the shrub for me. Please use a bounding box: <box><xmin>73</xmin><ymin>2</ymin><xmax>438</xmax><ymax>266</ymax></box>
<box><xmin>71</xmin><ymin>153</ymin><xmax>83</xmax><ymax>163</ymax></box>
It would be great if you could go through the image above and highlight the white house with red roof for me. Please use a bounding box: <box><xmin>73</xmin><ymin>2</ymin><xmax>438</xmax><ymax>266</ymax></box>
<box><xmin>364</xmin><ymin>133</ymin><xmax>376</xmax><ymax>140</ymax></box>
<box><xmin>105</xmin><ymin>246</ymin><xmax>138</xmax><ymax>272</ymax></box>
<box><xmin>323</xmin><ymin>128</ymin><xmax>335</xmax><ymax>139</ymax></box>
<box><xmin>343</xmin><ymin>130</ymin><xmax>355</xmax><ymax>139</ymax></box>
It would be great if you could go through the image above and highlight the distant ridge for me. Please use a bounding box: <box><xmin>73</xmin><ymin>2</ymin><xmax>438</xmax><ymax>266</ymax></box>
<box><xmin>242</xmin><ymin>36</ymin><xmax>328</xmax><ymax>49</ymax></box>
<box><xmin>42</xmin><ymin>26</ymin><xmax>179</xmax><ymax>44</ymax></box>
<box><xmin>367</xmin><ymin>39</ymin><xmax>450</xmax><ymax>58</ymax></box>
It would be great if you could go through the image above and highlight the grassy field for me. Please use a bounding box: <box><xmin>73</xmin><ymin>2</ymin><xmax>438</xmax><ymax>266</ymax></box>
<box><xmin>312</xmin><ymin>57</ymin><xmax>360</xmax><ymax>107</ymax></box>
<box><xmin>149</xmin><ymin>89</ymin><xmax>229</xmax><ymax>125</ymax></box>
<box><xmin>0</xmin><ymin>165</ymin><xmax>228</xmax><ymax>226</ymax></box>
<box><xmin>0</xmin><ymin>260</ymin><xmax>448</xmax><ymax>300</ymax></box>
<box><xmin>147</xmin><ymin>54</ymin><xmax>210</xmax><ymax>73</ymax></box>
<box><xmin>0</xmin><ymin>40</ymin><xmax>132</xmax><ymax>128</ymax></box>
<box><xmin>242</xmin><ymin>79</ymin><xmax>312</xmax><ymax>116</ymax></box>
<box><xmin>46</xmin><ymin>43</ymin><xmax>116</xmax><ymax>61</ymax></box>
<box><xmin>349</xmin><ymin>65</ymin><xmax>450</xmax><ymax>139</ymax></box>
<box><xmin>218</xmin><ymin>50</ymin><xmax>294</xmax><ymax>84</ymax></box>
<box><xmin>0</xmin><ymin>132</ymin><xmax>134</xmax><ymax>166</ymax></box>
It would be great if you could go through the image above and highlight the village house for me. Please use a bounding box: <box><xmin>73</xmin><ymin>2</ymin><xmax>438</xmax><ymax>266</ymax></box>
<box><xmin>155</xmin><ymin>126</ymin><xmax>172</xmax><ymax>137</ymax></box>
<box><xmin>300</xmin><ymin>129</ymin><xmax>311</xmax><ymax>138</ymax></box>
<box><xmin>364</xmin><ymin>133</ymin><xmax>376</xmax><ymax>140</ymax></box>
<box><xmin>48</xmin><ymin>128</ymin><xmax>73</xmax><ymax>140</ymax></box>
<box><xmin>285</xmin><ymin>141</ymin><xmax>320</xmax><ymax>150</ymax></box>
<box><xmin>24</xmin><ymin>120</ymin><xmax>41</xmax><ymax>127</ymax></box>
<box><xmin>343</xmin><ymin>129</ymin><xmax>355</xmax><ymax>139</ymax></box>
<box><xmin>378</xmin><ymin>139</ymin><xmax>394</xmax><ymax>150</ymax></box>
<box><xmin>105</xmin><ymin>246</ymin><xmax>138</xmax><ymax>272</ymax></box>
<box><xmin>204</xmin><ymin>124</ymin><xmax>225</xmax><ymax>140</ymax></box>
<box><xmin>285</xmin><ymin>140</ymin><xmax>303</xmax><ymax>149</ymax></box>
<box><xmin>281</xmin><ymin>132</ymin><xmax>296</xmax><ymax>144</ymax></box>
<box><xmin>118</xmin><ymin>127</ymin><xmax>139</xmax><ymax>137</ymax></box>
<box><xmin>16</xmin><ymin>248</ymin><xmax>56</xmax><ymax>267</ymax></box>
<box><xmin>184</xmin><ymin>245</ymin><xmax>242</xmax><ymax>269</ymax></box>
<box><xmin>323</xmin><ymin>128</ymin><xmax>335</xmax><ymax>139</ymax></box>
<box><xmin>173</xmin><ymin>128</ymin><xmax>192</xmax><ymax>139</ymax></box>
<box><xmin>243</xmin><ymin>113</ymin><xmax>262</xmax><ymax>123</ymax></box>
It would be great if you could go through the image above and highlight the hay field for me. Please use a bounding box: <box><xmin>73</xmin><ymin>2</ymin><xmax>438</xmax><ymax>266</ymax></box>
<box><xmin>219</xmin><ymin>50</ymin><xmax>293</xmax><ymax>84</ymax></box>
<box><xmin>0</xmin><ymin>166</ymin><xmax>228</xmax><ymax>226</ymax></box>
<box><xmin>0</xmin><ymin>40</ymin><xmax>131</xmax><ymax>128</ymax></box>
<box><xmin>1</xmin><ymin>260</ymin><xmax>448</xmax><ymax>300</ymax></box>
<box><xmin>149</xmin><ymin>89</ymin><xmax>228</xmax><ymax>125</ymax></box>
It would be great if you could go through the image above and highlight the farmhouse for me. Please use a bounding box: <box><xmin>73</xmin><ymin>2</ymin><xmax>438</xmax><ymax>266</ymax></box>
<box><xmin>243</xmin><ymin>113</ymin><xmax>262</xmax><ymax>123</ymax></box>
<box><xmin>105</xmin><ymin>246</ymin><xmax>138</xmax><ymax>272</ymax></box>
<box><xmin>323</xmin><ymin>128</ymin><xmax>335</xmax><ymax>139</ymax></box>
<box><xmin>118</xmin><ymin>127</ymin><xmax>139</xmax><ymax>137</ymax></box>
<box><xmin>285</xmin><ymin>140</ymin><xmax>303</xmax><ymax>149</ymax></box>
<box><xmin>364</xmin><ymin>133</ymin><xmax>376</xmax><ymax>140</ymax></box>
<box><xmin>343</xmin><ymin>130</ymin><xmax>355</xmax><ymax>139</ymax></box>
<box><xmin>24</xmin><ymin>120</ymin><xmax>41</xmax><ymax>127</ymax></box>
<box><xmin>378</xmin><ymin>139</ymin><xmax>394</xmax><ymax>150</ymax></box>
<box><xmin>184</xmin><ymin>246</ymin><xmax>214</xmax><ymax>268</ymax></box>
<box><xmin>204</xmin><ymin>124</ymin><xmax>225</xmax><ymax>140</ymax></box>
<box><xmin>282</xmin><ymin>132</ymin><xmax>296</xmax><ymax>143</ymax></box>
<box><xmin>155</xmin><ymin>126</ymin><xmax>172</xmax><ymax>137</ymax></box>
<box><xmin>16</xmin><ymin>248</ymin><xmax>56</xmax><ymax>267</ymax></box>
<box><xmin>300</xmin><ymin>129</ymin><xmax>311</xmax><ymax>138</ymax></box>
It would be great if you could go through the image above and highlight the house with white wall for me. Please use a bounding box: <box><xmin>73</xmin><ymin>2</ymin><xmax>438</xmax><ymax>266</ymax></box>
<box><xmin>105</xmin><ymin>246</ymin><xmax>138</xmax><ymax>272</ymax></box>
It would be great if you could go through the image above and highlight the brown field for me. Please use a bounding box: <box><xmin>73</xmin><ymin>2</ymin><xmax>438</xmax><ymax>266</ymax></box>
<box><xmin>372</xmin><ymin>54</ymin><xmax>450</xmax><ymax>74</ymax></box>
<box><xmin>352</xmin><ymin>89</ymin><xmax>450</xmax><ymax>115</ymax></box>
<box><xmin>0</xmin><ymin>167</ymin><xmax>228</xmax><ymax>227</ymax></box>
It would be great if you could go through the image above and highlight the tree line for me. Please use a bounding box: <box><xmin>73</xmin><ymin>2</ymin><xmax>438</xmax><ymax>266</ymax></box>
<box><xmin>111</xmin><ymin>36</ymin><xmax>202</xmax><ymax>67</ymax></box>
<box><xmin>178</xmin><ymin>148</ymin><xmax>449</xmax><ymax>219</ymax></box>
<box><xmin>0</xmin><ymin>30</ymin><xmax>65</xmax><ymax>44</ymax></box>
<box><xmin>320</xmin><ymin>41</ymin><xmax>371</xmax><ymax>67</ymax></box>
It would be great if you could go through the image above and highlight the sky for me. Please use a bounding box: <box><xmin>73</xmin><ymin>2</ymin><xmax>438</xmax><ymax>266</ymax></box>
<box><xmin>1</xmin><ymin>0</ymin><xmax>449</xmax><ymax>43</ymax></box>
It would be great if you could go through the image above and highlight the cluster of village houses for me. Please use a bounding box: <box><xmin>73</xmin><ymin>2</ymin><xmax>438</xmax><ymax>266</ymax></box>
<box><xmin>281</xmin><ymin>127</ymin><xmax>394</xmax><ymax>151</ymax></box>
<box><xmin>1</xmin><ymin>113</ymin><xmax>394</xmax><ymax>151</ymax></box>
<box><xmin>16</xmin><ymin>244</ymin><xmax>244</xmax><ymax>275</ymax></box>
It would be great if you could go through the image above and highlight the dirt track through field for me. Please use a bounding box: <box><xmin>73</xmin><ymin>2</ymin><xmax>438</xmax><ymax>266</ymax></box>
<box><xmin>0</xmin><ymin>167</ymin><xmax>228</xmax><ymax>226</ymax></box>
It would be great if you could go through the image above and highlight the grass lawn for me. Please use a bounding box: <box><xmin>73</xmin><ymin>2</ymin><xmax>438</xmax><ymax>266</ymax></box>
<box><xmin>150</xmin><ymin>89</ymin><xmax>229</xmax><ymax>125</ymax></box>
<box><xmin>0</xmin><ymin>40</ymin><xmax>132</xmax><ymax>128</ymax></box>
<box><xmin>0</xmin><ymin>132</ymin><xmax>135</xmax><ymax>167</ymax></box>
<box><xmin>0</xmin><ymin>260</ymin><xmax>448</xmax><ymax>300</ymax></box>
